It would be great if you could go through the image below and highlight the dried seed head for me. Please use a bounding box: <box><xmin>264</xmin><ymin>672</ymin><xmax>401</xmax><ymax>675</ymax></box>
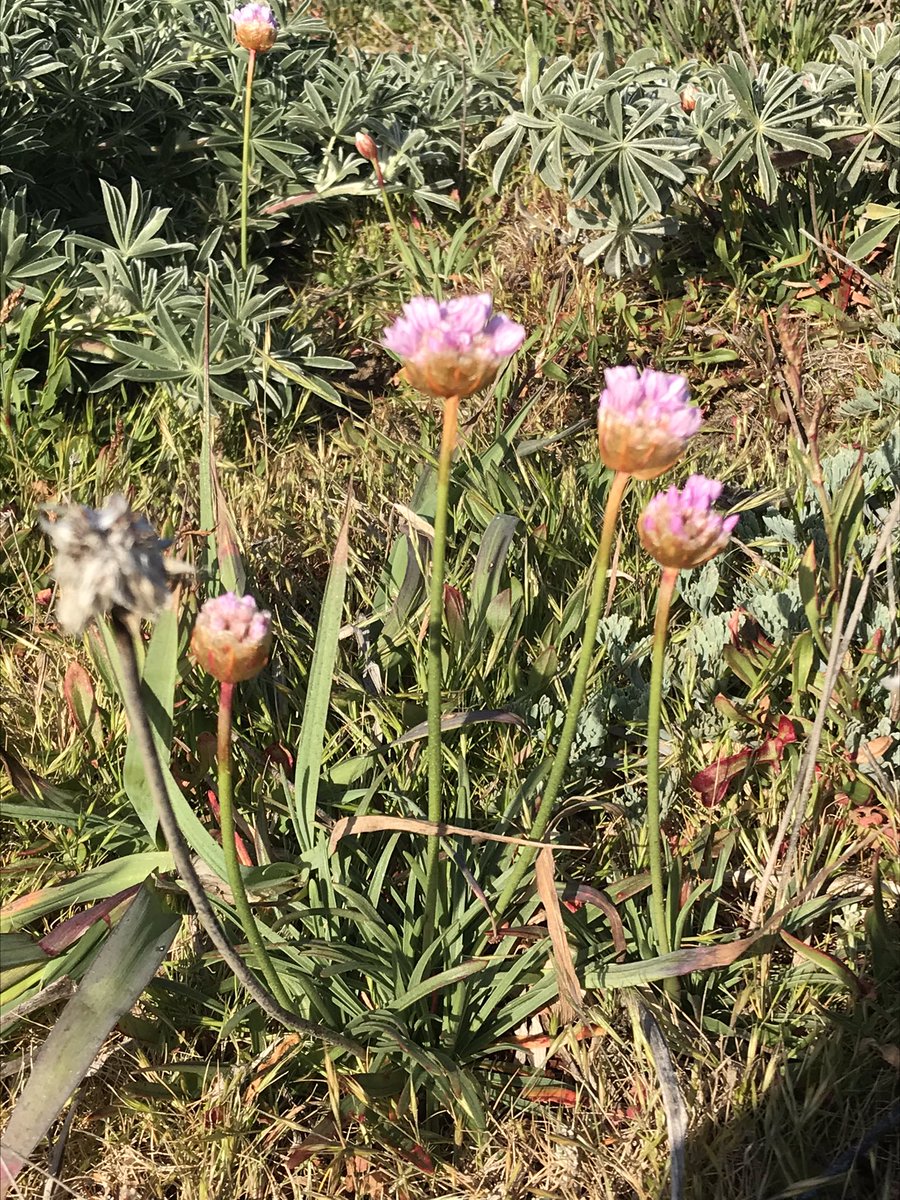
<box><xmin>41</xmin><ymin>495</ymin><xmax>190</xmax><ymax>635</ymax></box>
<box><xmin>191</xmin><ymin>592</ymin><xmax>273</xmax><ymax>683</ymax></box>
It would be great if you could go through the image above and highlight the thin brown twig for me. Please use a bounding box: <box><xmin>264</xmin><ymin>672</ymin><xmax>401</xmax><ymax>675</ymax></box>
<box><xmin>751</xmin><ymin>495</ymin><xmax>900</xmax><ymax>925</ymax></box>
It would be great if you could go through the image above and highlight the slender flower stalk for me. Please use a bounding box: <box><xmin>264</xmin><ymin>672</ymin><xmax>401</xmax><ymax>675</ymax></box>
<box><xmin>496</xmin><ymin>365</ymin><xmax>700</xmax><ymax>917</ymax></box>
<box><xmin>217</xmin><ymin>679</ymin><xmax>290</xmax><ymax>1006</ymax></box>
<box><xmin>192</xmin><ymin>592</ymin><xmax>288</xmax><ymax>1000</ymax></box>
<box><xmin>495</xmin><ymin>470</ymin><xmax>629</xmax><ymax>915</ymax></box>
<box><xmin>355</xmin><ymin>131</ymin><xmax>420</xmax><ymax>283</ymax></box>
<box><xmin>422</xmin><ymin>392</ymin><xmax>460</xmax><ymax>940</ymax></box>
<box><xmin>638</xmin><ymin>475</ymin><xmax>738</xmax><ymax>963</ymax></box>
<box><xmin>239</xmin><ymin>48</ymin><xmax>257</xmax><ymax>272</ymax></box>
<box><xmin>230</xmin><ymin>4</ymin><xmax>278</xmax><ymax>271</ymax></box>
<box><xmin>382</xmin><ymin>294</ymin><xmax>524</xmax><ymax>942</ymax></box>
<box><xmin>645</xmin><ymin>566</ymin><xmax>678</xmax><ymax>958</ymax></box>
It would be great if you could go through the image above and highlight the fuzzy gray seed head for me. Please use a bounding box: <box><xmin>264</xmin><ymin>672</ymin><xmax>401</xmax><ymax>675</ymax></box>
<box><xmin>40</xmin><ymin>494</ymin><xmax>191</xmax><ymax>635</ymax></box>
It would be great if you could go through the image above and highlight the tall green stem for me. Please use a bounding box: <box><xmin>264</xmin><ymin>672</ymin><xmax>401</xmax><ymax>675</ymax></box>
<box><xmin>422</xmin><ymin>393</ymin><xmax>460</xmax><ymax>945</ymax></box>
<box><xmin>217</xmin><ymin>680</ymin><xmax>290</xmax><ymax>1007</ymax></box>
<box><xmin>239</xmin><ymin>49</ymin><xmax>257</xmax><ymax>272</ymax></box>
<box><xmin>495</xmin><ymin>470</ymin><xmax>630</xmax><ymax>917</ymax></box>
<box><xmin>646</xmin><ymin>566</ymin><xmax>678</xmax><ymax>958</ymax></box>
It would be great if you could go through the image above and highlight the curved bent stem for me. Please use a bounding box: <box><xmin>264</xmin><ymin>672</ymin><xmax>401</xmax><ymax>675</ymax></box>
<box><xmin>111</xmin><ymin>612</ymin><xmax>363</xmax><ymax>1056</ymax></box>
<box><xmin>422</xmin><ymin>393</ymin><xmax>460</xmax><ymax>946</ymax></box>
<box><xmin>495</xmin><ymin>469</ymin><xmax>630</xmax><ymax>917</ymax></box>
<box><xmin>217</xmin><ymin>680</ymin><xmax>291</xmax><ymax>1007</ymax></box>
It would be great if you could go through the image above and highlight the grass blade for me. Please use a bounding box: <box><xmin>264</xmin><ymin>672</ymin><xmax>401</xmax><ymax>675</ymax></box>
<box><xmin>293</xmin><ymin>494</ymin><xmax>352</xmax><ymax>847</ymax></box>
<box><xmin>0</xmin><ymin>882</ymin><xmax>179</xmax><ymax>1195</ymax></box>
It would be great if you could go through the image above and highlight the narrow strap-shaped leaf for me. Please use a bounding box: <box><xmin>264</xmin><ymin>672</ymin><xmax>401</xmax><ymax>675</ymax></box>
<box><xmin>0</xmin><ymin>883</ymin><xmax>179</xmax><ymax>1196</ymax></box>
<box><xmin>122</xmin><ymin>606</ymin><xmax>178</xmax><ymax>840</ymax></box>
<box><xmin>293</xmin><ymin>496</ymin><xmax>352</xmax><ymax>848</ymax></box>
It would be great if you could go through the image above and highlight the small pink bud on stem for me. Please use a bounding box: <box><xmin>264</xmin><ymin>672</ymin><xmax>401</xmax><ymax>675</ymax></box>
<box><xmin>638</xmin><ymin>475</ymin><xmax>738</xmax><ymax>570</ymax></box>
<box><xmin>230</xmin><ymin>2</ymin><xmax>278</xmax><ymax>52</ymax></box>
<box><xmin>191</xmin><ymin>592</ymin><xmax>273</xmax><ymax>683</ymax></box>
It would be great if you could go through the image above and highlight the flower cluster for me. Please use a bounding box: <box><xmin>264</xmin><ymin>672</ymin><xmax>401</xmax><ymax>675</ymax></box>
<box><xmin>191</xmin><ymin>592</ymin><xmax>273</xmax><ymax>683</ymax></box>
<box><xmin>597</xmin><ymin>366</ymin><xmax>701</xmax><ymax>480</ymax></box>
<box><xmin>382</xmin><ymin>293</ymin><xmax>524</xmax><ymax>399</ymax></box>
<box><xmin>230</xmin><ymin>3</ymin><xmax>278</xmax><ymax>53</ymax></box>
<box><xmin>638</xmin><ymin>475</ymin><xmax>739</xmax><ymax>570</ymax></box>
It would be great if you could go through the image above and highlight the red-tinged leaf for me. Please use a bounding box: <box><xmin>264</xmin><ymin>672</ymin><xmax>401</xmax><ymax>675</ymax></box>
<box><xmin>444</xmin><ymin>585</ymin><xmax>465</xmax><ymax>642</ymax></box>
<box><xmin>37</xmin><ymin>885</ymin><xmax>141</xmax><ymax>955</ymax></box>
<box><xmin>205</xmin><ymin>789</ymin><xmax>253</xmax><ymax>866</ymax></box>
<box><xmin>0</xmin><ymin>748</ymin><xmax>76</xmax><ymax>809</ymax></box>
<box><xmin>609</xmin><ymin>872</ymin><xmax>651</xmax><ymax>903</ymax></box>
<box><xmin>262</xmin><ymin>743</ymin><xmax>294</xmax><ymax>772</ymax></box>
<box><xmin>522</xmin><ymin>1083</ymin><xmax>578</xmax><ymax>1106</ymax></box>
<box><xmin>690</xmin><ymin>748</ymin><xmax>755</xmax><ymax>806</ymax></box>
<box><xmin>775</xmin><ymin>715</ymin><xmax>798</xmax><ymax>745</ymax></box>
<box><xmin>535</xmin><ymin>847</ymin><xmax>582</xmax><ymax>1022</ymax></box>
<box><xmin>63</xmin><ymin>662</ymin><xmax>96</xmax><ymax>734</ymax></box>
<box><xmin>261</xmin><ymin>192</ymin><xmax>320</xmax><ymax>215</ymax></box>
<box><xmin>399</xmin><ymin>1145</ymin><xmax>434</xmax><ymax>1174</ymax></box>
<box><xmin>559</xmin><ymin>881</ymin><xmax>626</xmax><ymax>960</ymax></box>
<box><xmin>780</xmin><ymin>929</ymin><xmax>863</xmax><ymax>996</ymax></box>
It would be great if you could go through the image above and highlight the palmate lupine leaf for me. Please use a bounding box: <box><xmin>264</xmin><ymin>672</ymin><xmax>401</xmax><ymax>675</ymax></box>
<box><xmin>0</xmin><ymin>883</ymin><xmax>179</xmax><ymax>1197</ymax></box>
<box><xmin>714</xmin><ymin>55</ymin><xmax>830</xmax><ymax>202</ymax></box>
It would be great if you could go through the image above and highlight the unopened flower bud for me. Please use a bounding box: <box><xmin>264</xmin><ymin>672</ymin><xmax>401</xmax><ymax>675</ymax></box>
<box><xmin>638</xmin><ymin>475</ymin><xmax>738</xmax><ymax>570</ymax></box>
<box><xmin>382</xmin><ymin>293</ymin><xmax>525</xmax><ymax>400</ymax></box>
<box><xmin>680</xmin><ymin>84</ymin><xmax>700</xmax><ymax>113</ymax></box>
<box><xmin>230</xmin><ymin>3</ymin><xmax>278</xmax><ymax>53</ymax></box>
<box><xmin>192</xmin><ymin>592</ymin><xmax>273</xmax><ymax>683</ymax></box>
<box><xmin>597</xmin><ymin>366</ymin><xmax>701</xmax><ymax>479</ymax></box>
<box><xmin>355</xmin><ymin>131</ymin><xmax>378</xmax><ymax>162</ymax></box>
<box><xmin>40</xmin><ymin>494</ymin><xmax>190</xmax><ymax>635</ymax></box>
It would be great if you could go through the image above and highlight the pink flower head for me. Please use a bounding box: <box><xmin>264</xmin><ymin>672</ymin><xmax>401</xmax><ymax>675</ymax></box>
<box><xmin>191</xmin><ymin>592</ymin><xmax>273</xmax><ymax>683</ymax></box>
<box><xmin>230</xmin><ymin>2</ymin><xmax>278</xmax><ymax>52</ymax></box>
<box><xmin>382</xmin><ymin>293</ymin><xmax>525</xmax><ymax>399</ymax></box>
<box><xmin>638</xmin><ymin>475</ymin><xmax>738</xmax><ymax>570</ymax></box>
<box><xmin>597</xmin><ymin>366</ymin><xmax>701</xmax><ymax>479</ymax></box>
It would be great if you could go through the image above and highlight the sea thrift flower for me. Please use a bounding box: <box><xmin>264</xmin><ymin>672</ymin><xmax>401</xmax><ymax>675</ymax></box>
<box><xmin>230</xmin><ymin>2</ymin><xmax>278</xmax><ymax>52</ymax></box>
<box><xmin>382</xmin><ymin>293</ymin><xmax>525</xmax><ymax>399</ymax></box>
<box><xmin>40</xmin><ymin>495</ymin><xmax>189</xmax><ymax>635</ymax></box>
<box><xmin>192</xmin><ymin>592</ymin><xmax>273</xmax><ymax>683</ymax></box>
<box><xmin>638</xmin><ymin>475</ymin><xmax>738</xmax><ymax>570</ymax></box>
<box><xmin>597</xmin><ymin>366</ymin><xmax>701</xmax><ymax>479</ymax></box>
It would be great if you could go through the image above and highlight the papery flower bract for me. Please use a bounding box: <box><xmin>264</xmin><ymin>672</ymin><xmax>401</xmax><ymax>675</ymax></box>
<box><xmin>597</xmin><ymin>366</ymin><xmax>701</xmax><ymax>479</ymax></box>
<box><xmin>638</xmin><ymin>475</ymin><xmax>738</xmax><ymax>570</ymax></box>
<box><xmin>40</xmin><ymin>494</ymin><xmax>190</xmax><ymax>635</ymax></box>
<box><xmin>382</xmin><ymin>293</ymin><xmax>525</xmax><ymax>399</ymax></box>
<box><xmin>191</xmin><ymin>592</ymin><xmax>273</xmax><ymax>683</ymax></box>
<box><xmin>230</xmin><ymin>2</ymin><xmax>278</xmax><ymax>52</ymax></box>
